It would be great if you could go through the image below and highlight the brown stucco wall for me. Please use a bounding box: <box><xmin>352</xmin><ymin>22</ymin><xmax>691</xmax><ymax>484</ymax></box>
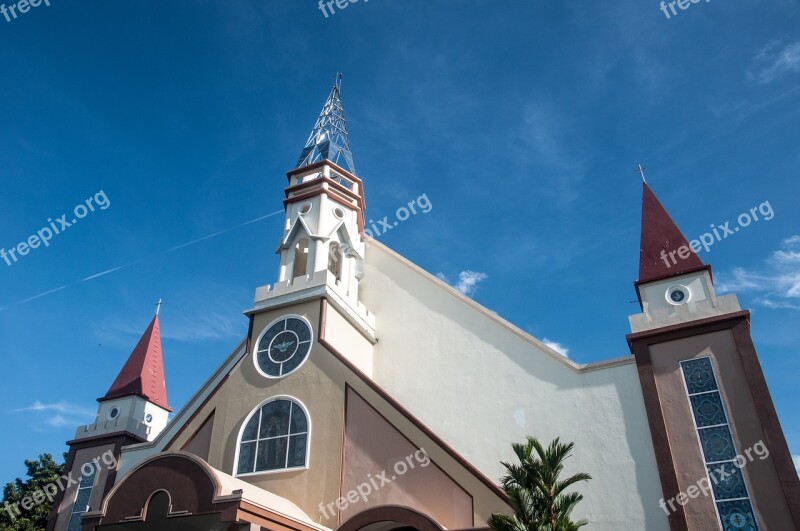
<box><xmin>181</xmin><ymin>411</ymin><xmax>215</xmax><ymax>461</ymax></box>
<box><xmin>342</xmin><ymin>387</ymin><xmax>473</xmax><ymax>528</ymax></box>
<box><xmin>52</xmin><ymin>443</ymin><xmax>117</xmax><ymax>531</ymax></box>
<box><xmin>649</xmin><ymin>329</ymin><xmax>795</xmax><ymax>530</ymax></box>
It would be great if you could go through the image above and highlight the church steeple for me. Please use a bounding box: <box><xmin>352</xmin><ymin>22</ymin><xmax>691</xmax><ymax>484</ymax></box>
<box><xmin>74</xmin><ymin>306</ymin><xmax>172</xmax><ymax>443</ymax></box>
<box><xmin>296</xmin><ymin>73</ymin><xmax>356</xmax><ymax>175</ymax></box>
<box><xmin>638</xmin><ymin>182</ymin><xmax>707</xmax><ymax>283</ymax></box>
<box><xmin>630</xmin><ymin>181</ymin><xmax>730</xmax><ymax>330</ymax></box>
<box><xmin>102</xmin><ymin>312</ymin><xmax>170</xmax><ymax>411</ymax></box>
<box><xmin>251</xmin><ymin>75</ymin><xmax>375</xmax><ymax>341</ymax></box>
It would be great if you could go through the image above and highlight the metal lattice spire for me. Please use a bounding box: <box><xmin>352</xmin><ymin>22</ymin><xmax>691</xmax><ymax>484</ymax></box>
<box><xmin>296</xmin><ymin>73</ymin><xmax>356</xmax><ymax>175</ymax></box>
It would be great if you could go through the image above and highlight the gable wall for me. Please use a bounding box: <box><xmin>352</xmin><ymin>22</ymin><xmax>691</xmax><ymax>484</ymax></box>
<box><xmin>359</xmin><ymin>241</ymin><xmax>670</xmax><ymax>530</ymax></box>
<box><xmin>166</xmin><ymin>299</ymin><xmax>347</xmax><ymax>523</ymax></box>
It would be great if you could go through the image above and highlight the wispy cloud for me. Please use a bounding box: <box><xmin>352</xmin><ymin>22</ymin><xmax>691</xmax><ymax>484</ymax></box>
<box><xmin>716</xmin><ymin>236</ymin><xmax>800</xmax><ymax>309</ymax></box>
<box><xmin>436</xmin><ymin>270</ymin><xmax>488</xmax><ymax>296</ymax></box>
<box><xmin>13</xmin><ymin>401</ymin><xmax>96</xmax><ymax>432</ymax></box>
<box><xmin>161</xmin><ymin>311</ymin><xmax>245</xmax><ymax>342</ymax></box>
<box><xmin>749</xmin><ymin>39</ymin><xmax>800</xmax><ymax>85</ymax></box>
<box><xmin>93</xmin><ymin>287</ymin><xmax>248</xmax><ymax>347</ymax></box>
<box><xmin>517</xmin><ymin>102</ymin><xmax>586</xmax><ymax>204</ymax></box>
<box><xmin>542</xmin><ymin>338</ymin><xmax>570</xmax><ymax>357</ymax></box>
<box><xmin>14</xmin><ymin>401</ymin><xmax>95</xmax><ymax>416</ymax></box>
<box><xmin>793</xmin><ymin>455</ymin><xmax>800</xmax><ymax>475</ymax></box>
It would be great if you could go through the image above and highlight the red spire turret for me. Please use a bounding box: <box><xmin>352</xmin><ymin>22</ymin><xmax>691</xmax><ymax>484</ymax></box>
<box><xmin>638</xmin><ymin>182</ymin><xmax>707</xmax><ymax>283</ymax></box>
<box><xmin>101</xmin><ymin>314</ymin><xmax>170</xmax><ymax>411</ymax></box>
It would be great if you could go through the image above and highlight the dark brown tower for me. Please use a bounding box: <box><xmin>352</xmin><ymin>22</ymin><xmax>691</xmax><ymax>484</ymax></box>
<box><xmin>627</xmin><ymin>182</ymin><xmax>800</xmax><ymax>530</ymax></box>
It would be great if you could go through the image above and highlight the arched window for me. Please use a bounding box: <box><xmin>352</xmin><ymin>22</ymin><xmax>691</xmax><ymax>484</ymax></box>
<box><xmin>236</xmin><ymin>398</ymin><xmax>309</xmax><ymax>475</ymax></box>
<box><xmin>328</xmin><ymin>242</ymin><xmax>343</xmax><ymax>281</ymax></box>
<box><xmin>292</xmin><ymin>238</ymin><xmax>309</xmax><ymax>279</ymax></box>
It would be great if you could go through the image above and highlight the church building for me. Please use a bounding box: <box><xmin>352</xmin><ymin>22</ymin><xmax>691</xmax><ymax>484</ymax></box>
<box><xmin>47</xmin><ymin>76</ymin><xmax>799</xmax><ymax>531</ymax></box>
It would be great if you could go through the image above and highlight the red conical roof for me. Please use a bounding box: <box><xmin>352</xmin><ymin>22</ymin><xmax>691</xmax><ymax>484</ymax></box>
<box><xmin>102</xmin><ymin>315</ymin><xmax>170</xmax><ymax>411</ymax></box>
<box><xmin>638</xmin><ymin>182</ymin><xmax>706</xmax><ymax>283</ymax></box>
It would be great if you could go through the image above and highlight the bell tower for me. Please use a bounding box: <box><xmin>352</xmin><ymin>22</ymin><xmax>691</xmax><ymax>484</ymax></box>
<box><xmin>253</xmin><ymin>74</ymin><xmax>374</xmax><ymax>338</ymax></box>
<box><xmin>626</xmin><ymin>181</ymin><xmax>800</xmax><ymax>530</ymax></box>
<box><xmin>47</xmin><ymin>306</ymin><xmax>171</xmax><ymax>531</ymax></box>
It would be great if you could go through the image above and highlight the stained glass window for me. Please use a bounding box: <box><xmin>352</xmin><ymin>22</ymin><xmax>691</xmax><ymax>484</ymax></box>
<box><xmin>66</xmin><ymin>464</ymin><xmax>97</xmax><ymax>531</ymax></box>
<box><xmin>237</xmin><ymin>398</ymin><xmax>309</xmax><ymax>475</ymax></box>
<box><xmin>680</xmin><ymin>357</ymin><xmax>759</xmax><ymax>530</ymax></box>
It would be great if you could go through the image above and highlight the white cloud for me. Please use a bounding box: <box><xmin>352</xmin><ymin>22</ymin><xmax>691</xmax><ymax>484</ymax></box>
<box><xmin>542</xmin><ymin>338</ymin><xmax>570</xmax><ymax>357</ymax></box>
<box><xmin>13</xmin><ymin>401</ymin><xmax>96</xmax><ymax>432</ymax></box>
<box><xmin>47</xmin><ymin>415</ymin><xmax>69</xmax><ymax>428</ymax></box>
<box><xmin>716</xmin><ymin>236</ymin><xmax>800</xmax><ymax>309</ymax></box>
<box><xmin>14</xmin><ymin>401</ymin><xmax>95</xmax><ymax>417</ymax></box>
<box><xmin>793</xmin><ymin>455</ymin><xmax>800</xmax><ymax>475</ymax></box>
<box><xmin>750</xmin><ymin>40</ymin><xmax>800</xmax><ymax>84</ymax></box>
<box><xmin>436</xmin><ymin>270</ymin><xmax>488</xmax><ymax>296</ymax></box>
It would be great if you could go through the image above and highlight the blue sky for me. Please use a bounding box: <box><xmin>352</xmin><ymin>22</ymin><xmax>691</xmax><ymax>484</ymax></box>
<box><xmin>0</xmin><ymin>0</ymin><xmax>798</xmax><ymax>482</ymax></box>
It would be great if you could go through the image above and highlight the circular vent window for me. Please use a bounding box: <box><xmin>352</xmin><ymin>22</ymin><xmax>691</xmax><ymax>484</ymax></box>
<box><xmin>666</xmin><ymin>285</ymin><xmax>690</xmax><ymax>305</ymax></box>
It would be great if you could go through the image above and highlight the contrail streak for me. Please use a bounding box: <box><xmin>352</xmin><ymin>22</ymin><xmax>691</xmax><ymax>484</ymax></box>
<box><xmin>0</xmin><ymin>210</ymin><xmax>283</xmax><ymax>312</ymax></box>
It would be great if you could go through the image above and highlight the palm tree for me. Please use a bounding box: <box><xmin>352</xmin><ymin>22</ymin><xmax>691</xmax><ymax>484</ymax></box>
<box><xmin>488</xmin><ymin>436</ymin><xmax>591</xmax><ymax>531</ymax></box>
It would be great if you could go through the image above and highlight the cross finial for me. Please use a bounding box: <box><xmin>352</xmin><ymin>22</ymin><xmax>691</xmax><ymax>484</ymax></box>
<box><xmin>635</xmin><ymin>163</ymin><xmax>647</xmax><ymax>183</ymax></box>
<box><xmin>155</xmin><ymin>298</ymin><xmax>163</xmax><ymax>316</ymax></box>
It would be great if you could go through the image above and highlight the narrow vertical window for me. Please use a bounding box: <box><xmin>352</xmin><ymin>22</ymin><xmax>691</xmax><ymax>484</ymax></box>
<box><xmin>292</xmin><ymin>238</ymin><xmax>309</xmax><ymax>279</ymax></box>
<box><xmin>680</xmin><ymin>357</ymin><xmax>759</xmax><ymax>530</ymax></box>
<box><xmin>328</xmin><ymin>242</ymin><xmax>343</xmax><ymax>281</ymax></box>
<box><xmin>66</xmin><ymin>465</ymin><xmax>97</xmax><ymax>531</ymax></box>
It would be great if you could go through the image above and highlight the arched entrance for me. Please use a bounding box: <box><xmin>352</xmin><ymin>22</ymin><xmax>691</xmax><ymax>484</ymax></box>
<box><xmin>80</xmin><ymin>452</ymin><xmax>321</xmax><ymax>531</ymax></box>
<box><xmin>337</xmin><ymin>505</ymin><xmax>443</xmax><ymax>531</ymax></box>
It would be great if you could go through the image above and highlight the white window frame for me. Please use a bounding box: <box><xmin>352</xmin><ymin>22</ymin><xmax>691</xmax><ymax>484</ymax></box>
<box><xmin>232</xmin><ymin>395</ymin><xmax>311</xmax><ymax>478</ymax></box>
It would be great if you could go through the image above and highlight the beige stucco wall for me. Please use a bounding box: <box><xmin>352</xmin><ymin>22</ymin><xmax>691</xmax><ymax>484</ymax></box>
<box><xmin>359</xmin><ymin>241</ymin><xmax>670</xmax><ymax>531</ymax></box>
<box><xmin>323</xmin><ymin>302</ymin><xmax>374</xmax><ymax>376</ymax></box>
